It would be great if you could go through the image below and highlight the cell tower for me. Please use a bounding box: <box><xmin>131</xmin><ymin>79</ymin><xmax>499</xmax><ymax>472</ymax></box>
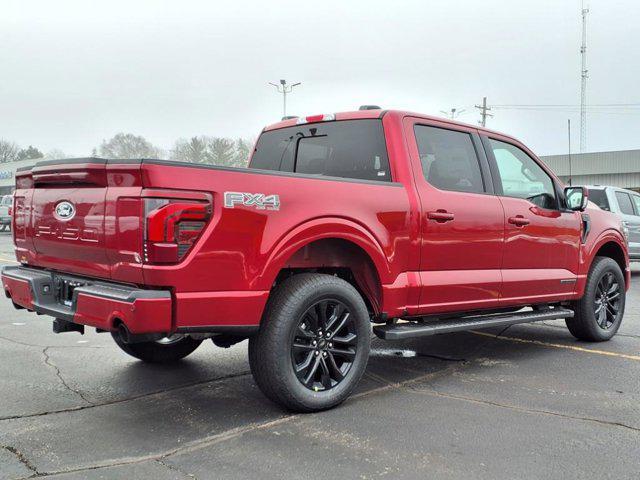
<box><xmin>580</xmin><ymin>1</ymin><xmax>589</xmax><ymax>152</ymax></box>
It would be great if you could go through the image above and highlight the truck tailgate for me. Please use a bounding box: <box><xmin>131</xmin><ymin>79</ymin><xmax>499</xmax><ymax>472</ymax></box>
<box><xmin>18</xmin><ymin>159</ymin><xmax>143</xmax><ymax>282</ymax></box>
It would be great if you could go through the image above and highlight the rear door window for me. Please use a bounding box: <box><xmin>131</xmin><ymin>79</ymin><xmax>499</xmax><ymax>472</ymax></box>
<box><xmin>615</xmin><ymin>191</ymin><xmax>636</xmax><ymax>215</ymax></box>
<box><xmin>249</xmin><ymin>119</ymin><xmax>391</xmax><ymax>182</ymax></box>
<box><xmin>413</xmin><ymin>125</ymin><xmax>485</xmax><ymax>194</ymax></box>
<box><xmin>587</xmin><ymin>189</ymin><xmax>610</xmax><ymax>211</ymax></box>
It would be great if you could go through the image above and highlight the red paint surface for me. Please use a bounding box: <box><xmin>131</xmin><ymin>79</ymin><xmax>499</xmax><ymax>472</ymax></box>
<box><xmin>4</xmin><ymin>110</ymin><xmax>629</xmax><ymax>333</ymax></box>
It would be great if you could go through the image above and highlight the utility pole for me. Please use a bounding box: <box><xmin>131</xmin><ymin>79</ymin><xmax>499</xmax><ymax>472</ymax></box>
<box><xmin>475</xmin><ymin>97</ymin><xmax>493</xmax><ymax>127</ymax></box>
<box><xmin>269</xmin><ymin>79</ymin><xmax>301</xmax><ymax>118</ymax></box>
<box><xmin>439</xmin><ymin>108</ymin><xmax>466</xmax><ymax>119</ymax></box>
<box><xmin>568</xmin><ymin>119</ymin><xmax>572</xmax><ymax>186</ymax></box>
<box><xmin>580</xmin><ymin>1</ymin><xmax>589</xmax><ymax>152</ymax></box>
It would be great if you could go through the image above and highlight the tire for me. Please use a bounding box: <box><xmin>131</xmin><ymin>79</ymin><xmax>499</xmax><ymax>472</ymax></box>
<box><xmin>111</xmin><ymin>333</ymin><xmax>203</xmax><ymax>363</ymax></box>
<box><xmin>566</xmin><ymin>256</ymin><xmax>626</xmax><ymax>342</ymax></box>
<box><xmin>249</xmin><ymin>273</ymin><xmax>371</xmax><ymax>412</ymax></box>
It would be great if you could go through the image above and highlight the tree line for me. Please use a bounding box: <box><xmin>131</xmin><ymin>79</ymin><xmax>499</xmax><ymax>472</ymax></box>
<box><xmin>0</xmin><ymin>133</ymin><xmax>254</xmax><ymax>168</ymax></box>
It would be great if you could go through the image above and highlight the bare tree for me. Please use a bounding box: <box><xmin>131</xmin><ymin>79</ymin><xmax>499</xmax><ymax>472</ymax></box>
<box><xmin>0</xmin><ymin>140</ymin><xmax>20</xmax><ymax>163</ymax></box>
<box><xmin>43</xmin><ymin>149</ymin><xmax>69</xmax><ymax>160</ymax></box>
<box><xmin>98</xmin><ymin>133</ymin><xmax>162</xmax><ymax>159</ymax></box>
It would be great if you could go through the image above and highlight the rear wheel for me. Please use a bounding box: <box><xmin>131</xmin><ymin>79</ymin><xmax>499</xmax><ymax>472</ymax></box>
<box><xmin>566</xmin><ymin>256</ymin><xmax>625</xmax><ymax>342</ymax></box>
<box><xmin>111</xmin><ymin>333</ymin><xmax>203</xmax><ymax>363</ymax></box>
<box><xmin>249</xmin><ymin>273</ymin><xmax>371</xmax><ymax>412</ymax></box>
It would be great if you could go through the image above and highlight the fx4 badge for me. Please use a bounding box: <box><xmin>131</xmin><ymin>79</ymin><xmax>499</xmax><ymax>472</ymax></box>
<box><xmin>224</xmin><ymin>192</ymin><xmax>280</xmax><ymax>211</ymax></box>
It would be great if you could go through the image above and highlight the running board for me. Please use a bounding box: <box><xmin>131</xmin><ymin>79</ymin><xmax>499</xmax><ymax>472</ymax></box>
<box><xmin>373</xmin><ymin>308</ymin><xmax>574</xmax><ymax>341</ymax></box>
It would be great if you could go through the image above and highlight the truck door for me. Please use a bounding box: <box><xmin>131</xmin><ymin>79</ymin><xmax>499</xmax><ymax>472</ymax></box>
<box><xmin>482</xmin><ymin>135</ymin><xmax>582</xmax><ymax>304</ymax></box>
<box><xmin>404</xmin><ymin>117</ymin><xmax>504</xmax><ymax>314</ymax></box>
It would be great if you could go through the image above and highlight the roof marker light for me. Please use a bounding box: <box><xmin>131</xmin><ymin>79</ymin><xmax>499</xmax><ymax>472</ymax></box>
<box><xmin>296</xmin><ymin>113</ymin><xmax>336</xmax><ymax>125</ymax></box>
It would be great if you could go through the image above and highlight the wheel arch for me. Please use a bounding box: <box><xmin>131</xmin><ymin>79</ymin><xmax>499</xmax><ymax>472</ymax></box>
<box><xmin>257</xmin><ymin>218</ymin><xmax>391</xmax><ymax>315</ymax></box>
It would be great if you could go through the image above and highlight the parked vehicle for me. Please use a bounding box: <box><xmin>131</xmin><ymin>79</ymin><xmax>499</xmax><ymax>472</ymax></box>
<box><xmin>0</xmin><ymin>194</ymin><xmax>12</xmax><ymax>231</ymax></box>
<box><xmin>584</xmin><ymin>186</ymin><xmax>639</xmax><ymax>260</ymax></box>
<box><xmin>1</xmin><ymin>109</ymin><xmax>629</xmax><ymax>412</ymax></box>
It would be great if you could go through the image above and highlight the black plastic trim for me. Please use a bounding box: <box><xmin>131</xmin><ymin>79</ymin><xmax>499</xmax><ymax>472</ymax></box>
<box><xmin>176</xmin><ymin>325</ymin><xmax>259</xmax><ymax>335</ymax></box>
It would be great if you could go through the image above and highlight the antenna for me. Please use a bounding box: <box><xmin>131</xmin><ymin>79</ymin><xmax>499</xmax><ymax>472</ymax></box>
<box><xmin>580</xmin><ymin>1</ymin><xmax>589</xmax><ymax>152</ymax></box>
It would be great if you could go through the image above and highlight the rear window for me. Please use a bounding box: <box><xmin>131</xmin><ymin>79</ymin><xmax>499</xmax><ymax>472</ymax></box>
<box><xmin>249</xmin><ymin>119</ymin><xmax>391</xmax><ymax>182</ymax></box>
<box><xmin>0</xmin><ymin>196</ymin><xmax>12</xmax><ymax>206</ymax></box>
<box><xmin>588</xmin><ymin>189</ymin><xmax>610</xmax><ymax>211</ymax></box>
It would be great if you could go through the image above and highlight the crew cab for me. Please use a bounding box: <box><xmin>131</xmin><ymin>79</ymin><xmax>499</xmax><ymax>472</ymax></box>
<box><xmin>1</xmin><ymin>109</ymin><xmax>629</xmax><ymax>412</ymax></box>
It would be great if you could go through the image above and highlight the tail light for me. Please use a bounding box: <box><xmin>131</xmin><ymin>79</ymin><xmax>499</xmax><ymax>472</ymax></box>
<box><xmin>143</xmin><ymin>197</ymin><xmax>211</xmax><ymax>264</ymax></box>
<box><xmin>8</xmin><ymin>206</ymin><xmax>12</xmax><ymax>216</ymax></box>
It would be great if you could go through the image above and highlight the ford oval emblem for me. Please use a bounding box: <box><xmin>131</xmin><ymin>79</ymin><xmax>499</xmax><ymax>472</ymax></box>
<box><xmin>54</xmin><ymin>201</ymin><xmax>76</xmax><ymax>221</ymax></box>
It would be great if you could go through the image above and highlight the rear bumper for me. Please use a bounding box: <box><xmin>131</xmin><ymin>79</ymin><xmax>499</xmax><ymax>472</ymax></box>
<box><xmin>1</xmin><ymin>266</ymin><xmax>172</xmax><ymax>334</ymax></box>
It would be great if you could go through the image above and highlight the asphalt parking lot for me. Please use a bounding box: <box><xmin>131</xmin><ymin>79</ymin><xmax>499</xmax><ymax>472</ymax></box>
<box><xmin>0</xmin><ymin>232</ymin><xmax>639</xmax><ymax>480</ymax></box>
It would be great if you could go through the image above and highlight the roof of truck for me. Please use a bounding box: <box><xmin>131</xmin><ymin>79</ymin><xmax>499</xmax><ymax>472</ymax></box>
<box><xmin>262</xmin><ymin>108</ymin><xmax>514</xmax><ymax>141</ymax></box>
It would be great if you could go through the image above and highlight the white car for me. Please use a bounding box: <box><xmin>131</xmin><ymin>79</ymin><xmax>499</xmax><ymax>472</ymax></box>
<box><xmin>0</xmin><ymin>194</ymin><xmax>12</xmax><ymax>231</ymax></box>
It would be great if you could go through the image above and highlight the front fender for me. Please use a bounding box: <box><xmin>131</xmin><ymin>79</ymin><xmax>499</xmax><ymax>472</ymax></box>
<box><xmin>576</xmin><ymin>228</ymin><xmax>629</xmax><ymax>296</ymax></box>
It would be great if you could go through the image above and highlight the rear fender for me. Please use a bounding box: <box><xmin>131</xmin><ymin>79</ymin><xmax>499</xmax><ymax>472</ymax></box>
<box><xmin>256</xmin><ymin>217</ymin><xmax>391</xmax><ymax>292</ymax></box>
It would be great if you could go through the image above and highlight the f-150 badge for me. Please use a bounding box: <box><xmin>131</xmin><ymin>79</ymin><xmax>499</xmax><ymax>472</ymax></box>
<box><xmin>224</xmin><ymin>192</ymin><xmax>280</xmax><ymax>211</ymax></box>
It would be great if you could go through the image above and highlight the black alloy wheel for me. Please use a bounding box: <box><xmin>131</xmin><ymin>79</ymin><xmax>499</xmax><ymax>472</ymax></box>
<box><xmin>291</xmin><ymin>299</ymin><xmax>357</xmax><ymax>392</ymax></box>
<box><xmin>593</xmin><ymin>271</ymin><xmax>622</xmax><ymax>330</ymax></box>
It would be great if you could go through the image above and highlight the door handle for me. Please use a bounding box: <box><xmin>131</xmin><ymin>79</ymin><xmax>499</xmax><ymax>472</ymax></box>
<box><xmin>427</xmin><ymin>210</ymin><xmax>455</xmax><ymax>223</ymax></box>
<box><xmin>508</xmin><ymin>215</ymin><xmax>530</xmax><ymax>227</ymax></box>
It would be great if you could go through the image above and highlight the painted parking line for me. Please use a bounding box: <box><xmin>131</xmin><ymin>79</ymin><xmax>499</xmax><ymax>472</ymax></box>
<box><xmin>470</xmin><ymin>330</ymin><xmax>640</xmax><ymax>361</ymax></box>
<box><xmin>0</xmin><ymin>255</ymin><xmax>18</xmax><ymax>264</ymax></box>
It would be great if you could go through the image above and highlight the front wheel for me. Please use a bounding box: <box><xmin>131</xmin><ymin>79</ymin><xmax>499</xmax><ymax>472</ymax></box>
<box><xmin>249</xmin><ymin>273</ymin><xmax>371</xmax><ymax>412</ymax></box>
<box><xmin>566</xmin><ymin>256</ymin><xmax>626</xmax><ymax>342</ymax></box>
<box><xmin>111</xmin><ymin>333</ymin><xmax>203</xmax><ymax>363</ymax></box>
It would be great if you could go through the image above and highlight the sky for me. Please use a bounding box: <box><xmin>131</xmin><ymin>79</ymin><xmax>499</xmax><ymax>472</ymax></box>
<box><xmin>1</xmin><ymin>0</ymin><xmax>639</xmax><ymax>157</ymax></box>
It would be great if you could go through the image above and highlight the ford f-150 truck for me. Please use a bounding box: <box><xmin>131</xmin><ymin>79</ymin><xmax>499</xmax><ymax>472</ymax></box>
<box><xmin>1</xmin><ymin>109</ymin><xmax>629</xmax><ymax>412</ymax></box>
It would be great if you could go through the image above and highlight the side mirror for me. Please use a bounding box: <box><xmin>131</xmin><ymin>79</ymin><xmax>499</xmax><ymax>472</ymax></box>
<box><xmin>565</xmin><ymin>186</ymin><xmax>589</xmax><ymax>211</ymax></box>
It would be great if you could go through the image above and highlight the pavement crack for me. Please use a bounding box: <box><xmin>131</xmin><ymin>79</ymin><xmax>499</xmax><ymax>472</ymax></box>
<box><xmin>0</xmin><ymin>334</ymin><xmax>105</xmax><ymax>349</ymax></box>
<box><xmin>1</xmin><ymin>444</ymin><xmax>40</xmax><ymax>475</ymax></box>
<box><xmin>27</xmin><ymin>416</ymin><xmax>297</xmax><ymax>478</ymax></box>
<box><xmin>156</xmin><ymin>458</ymin><xmax>199</xmax><ymax>479</ymax></box>
<box><xmin>405</xmin><ymin>387</ymin><xmax>640</xmax><ymax>433</ymax></box>
<box><xmin>0</xmin><ymin>370</ymin><xmax>252</xmax><ymax>422</ymax></box>
<box><xmin>42</xmin><ymin>347</ymin><xmax>94</xmax><ymax>406</ymax></box>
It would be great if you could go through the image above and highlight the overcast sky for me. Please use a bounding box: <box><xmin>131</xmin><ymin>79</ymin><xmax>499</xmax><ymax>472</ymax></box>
<box><xmin>2</xmin><ymin>0</ymin><xmax>639</xmax><ymax>157</ymax></box>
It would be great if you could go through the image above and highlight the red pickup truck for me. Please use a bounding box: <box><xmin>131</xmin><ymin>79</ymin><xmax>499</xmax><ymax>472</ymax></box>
<box><xmin>2</xmin><ymin>109</ymin><xmax>629</xmax><ymax>412</ymax></box>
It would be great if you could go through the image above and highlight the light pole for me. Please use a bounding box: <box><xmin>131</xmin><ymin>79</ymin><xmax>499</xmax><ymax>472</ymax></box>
<box><xmin>439</xmin><ymin>108</ymin><xmax>466</xmax><ymax>119</ymax></box>
<box><xmin>269</xmin><ymin>79</ymin><xmax>301</xmax><ymax>118</ymax></box>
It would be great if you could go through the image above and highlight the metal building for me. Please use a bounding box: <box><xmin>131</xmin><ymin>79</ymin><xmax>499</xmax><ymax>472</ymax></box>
<box><xmin>541</xmin><ymin>149</ymin><xmax>640</xmax><ymax>192</ymax></box>
<box><xmin>0</xmin><ymin>159</ymin><xmax>39</xmax><ymax>195</ymax></box>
